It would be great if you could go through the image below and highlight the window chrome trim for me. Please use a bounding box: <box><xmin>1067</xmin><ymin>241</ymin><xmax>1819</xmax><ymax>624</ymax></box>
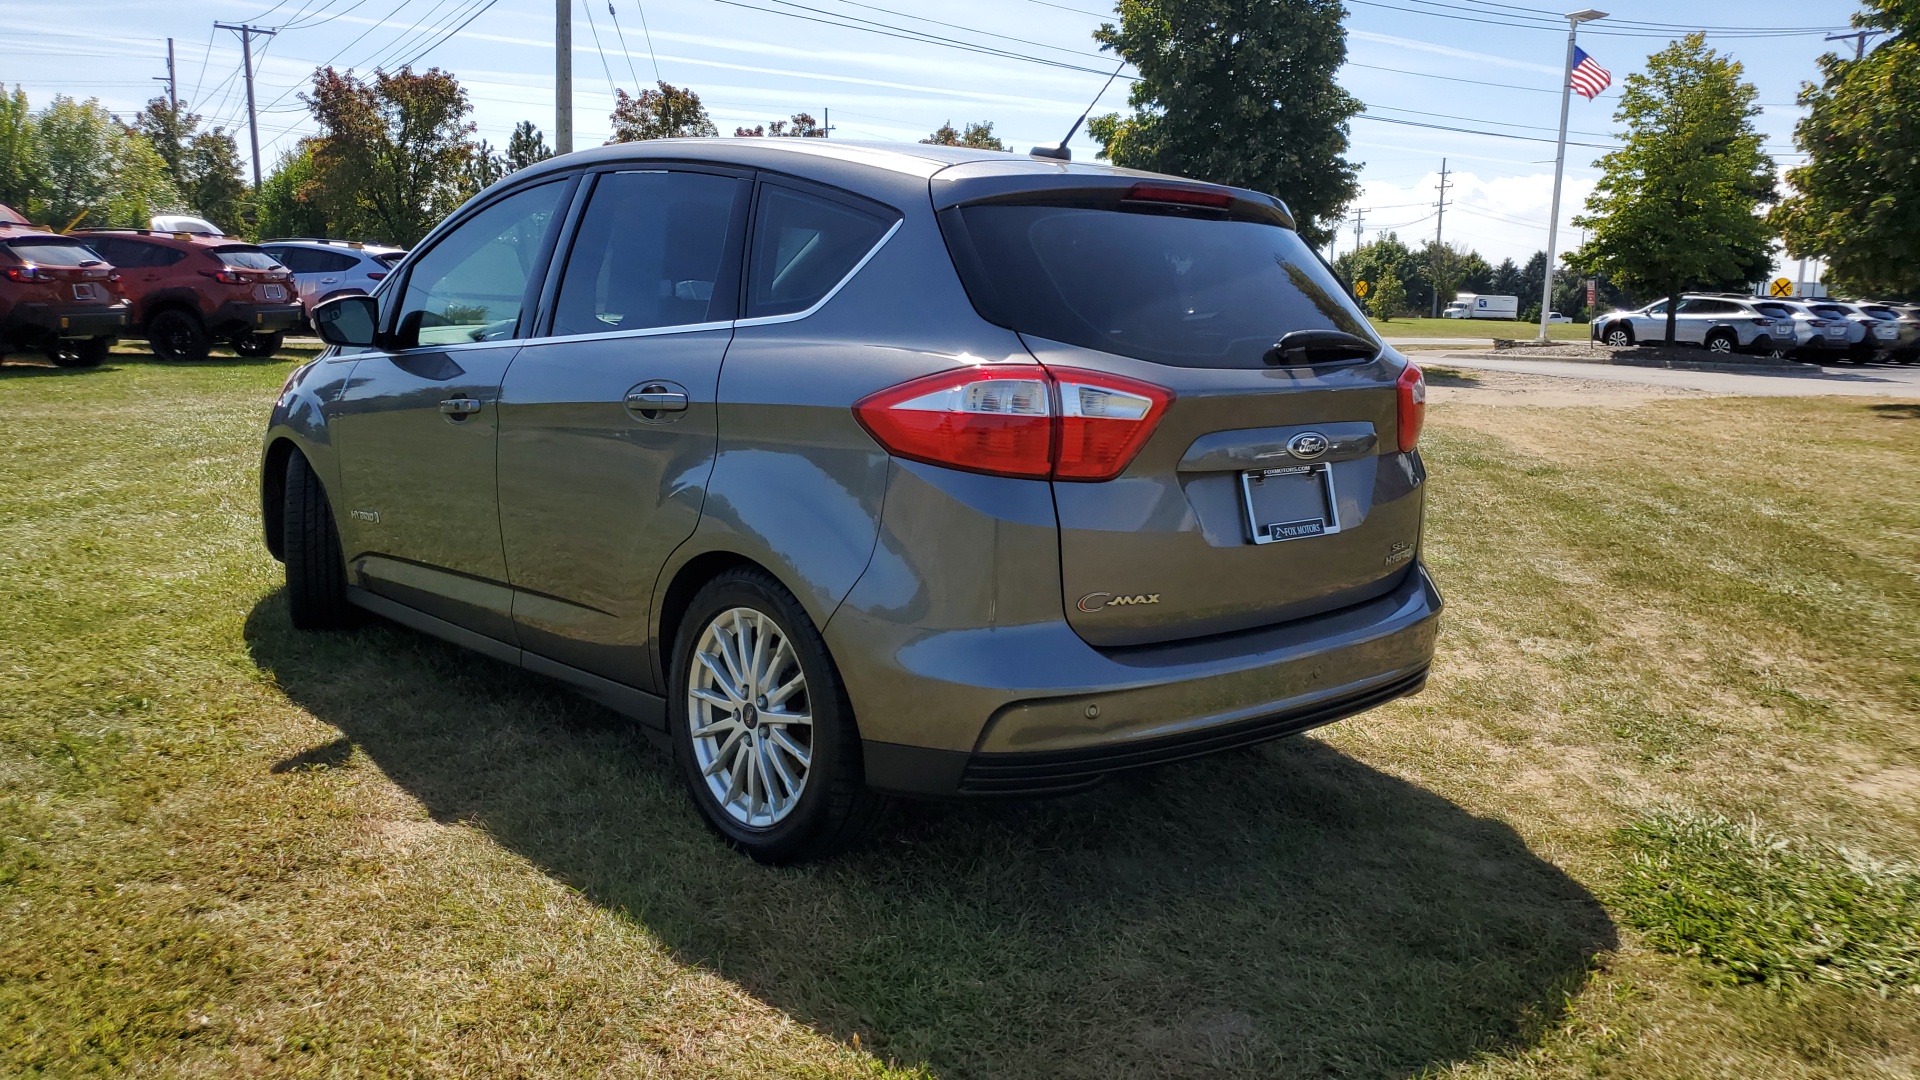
<box><xmin>734</xmin><ymin>217</ymin><xmax>904</xmax><ymax>329</ymax></box>
<box><xmin>516</xmin><ymin>318</ymin><xmax>736</xmax><ymax>348</ymax></box>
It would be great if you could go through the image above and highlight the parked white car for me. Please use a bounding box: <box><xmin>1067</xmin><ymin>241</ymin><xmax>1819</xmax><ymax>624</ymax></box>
<box><xmin>255</xmin><ymin>238</ymin><xmax>406</xmax><ymax>318</ymax></box>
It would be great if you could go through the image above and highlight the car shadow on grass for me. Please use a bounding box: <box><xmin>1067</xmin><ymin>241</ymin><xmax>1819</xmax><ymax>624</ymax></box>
<box><xmin>244</xmin><ymin>592</ymin><xmax>1614</xmax><ymax>1079</ymax></box>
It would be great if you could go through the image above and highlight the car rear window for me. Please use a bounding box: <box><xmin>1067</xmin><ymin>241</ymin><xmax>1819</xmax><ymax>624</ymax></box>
<box><xmin>1754</xmin><ymin>303</ymin><xmax>1793</xmax><ymax>318</ymax></box>
<box><xmin>213</xmin><ymin>246</ymin><xmax>282</xmax><ymax>270</ymax></box>
<box><xmin>4</xmin><ymin>239</ymin><xmax>105</xmax><ymax>266</ymax></box>
<box><xmin>373</xmin><ymin>251</ymin><xmax>404</xmax><ymax>268</ymax></box>
<box><xmin>944</xmin><ymin>203</ymin><xmax>1373</xmax><ymax>368</ymax></box>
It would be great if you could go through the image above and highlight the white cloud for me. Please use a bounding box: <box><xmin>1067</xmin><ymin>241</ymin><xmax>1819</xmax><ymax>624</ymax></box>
<box><xmin>1336</xmin><ymin>170</ymin><xmax>1598</xmax><ymax>265</ymax></box>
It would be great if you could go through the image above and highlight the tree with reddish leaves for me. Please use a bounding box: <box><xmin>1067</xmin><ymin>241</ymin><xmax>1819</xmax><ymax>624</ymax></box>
<box><xmin>301</xmin><ymin>66</ymin><xmax>477</xmax><ymax>246</ymax></box>
<box><xmin>610</xmin><ymin>82</ymin><xmax>719</xmax><ymax>142</ymax></box>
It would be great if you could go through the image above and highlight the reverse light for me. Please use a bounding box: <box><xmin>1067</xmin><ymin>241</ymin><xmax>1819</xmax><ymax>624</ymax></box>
<box><xmin>1396</xmin><ymin>363</ymin><xmax>1426</xmax><ymax>453</ymax></box>
<box><xmin>5</xmin><ymin>265</ymin><xmax>52</xmax><ymax>283</ymax></box>
<box><xmin>854</xmin><ymin>364</ymin><xmax>1172</xmax><ymax>482</ymax></box>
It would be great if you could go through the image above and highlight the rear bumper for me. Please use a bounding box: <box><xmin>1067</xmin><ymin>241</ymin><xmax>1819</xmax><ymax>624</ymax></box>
<box><xmin>1</xmin><ymin>302</ymin><xmax>130</xmax><ymax>343</ymax></box>
<box><xmin>858</xmin><ymin>564</ymin><xmax>1443</xmax><ymax>798</ymax></box>
<box><xmin>208</xmin><ymin>302</ymin><xmax>304</xmax><ymax>337</ymax></box>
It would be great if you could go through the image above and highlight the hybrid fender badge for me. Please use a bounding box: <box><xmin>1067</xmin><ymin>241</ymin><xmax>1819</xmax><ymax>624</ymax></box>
<box><xmin>1078</xmin><ymin>592</ymin><xmax>1160</xmax><ymax>612</ymax></box>
<box><xmin>349</xmin><ymin>509</ymin><xmax>381</xmax><ymax>523</ymax></box>
<box><xmin>1287</xmin><ymin>431</ymin><xmax>1330</xmax><ymax>460</ymax></box>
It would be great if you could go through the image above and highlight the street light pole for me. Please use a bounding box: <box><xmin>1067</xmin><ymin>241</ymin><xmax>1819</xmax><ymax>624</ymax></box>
<box><xmin>1538</xmin><ymin>8</ymin><xmax>1606</xmax><ymax>343</ymax></box>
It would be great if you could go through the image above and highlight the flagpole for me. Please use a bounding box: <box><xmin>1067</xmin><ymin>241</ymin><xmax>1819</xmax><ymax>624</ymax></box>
<box><xmin>1539</xmin><ymin>9</ymin><xmax>1607</xmax><ymax>343</ymax></box>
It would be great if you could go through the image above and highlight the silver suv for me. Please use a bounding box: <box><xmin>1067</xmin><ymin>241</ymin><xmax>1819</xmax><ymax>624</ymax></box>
<box><xmin>264</xmin><ymin>141</ymin><xmax>1440</xmax><ymax>862</ymax></box>
<box><xmin>1591</xmin><ymin>293</ymin><xmax>1795</xmax><ymax>354</ymax></box>
<box><xmin>256</xmin><ymin>239</ymin><xmax>405</xmax><ymax>317</ymax></box>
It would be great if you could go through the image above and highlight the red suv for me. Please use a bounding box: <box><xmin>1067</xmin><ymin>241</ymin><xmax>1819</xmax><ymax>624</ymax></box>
<box><xmin>73</xmin><ymin>230</ymin><xmax>301</xmax><ymax>360</ymax></box>
<box><xmin>0</xmin><ymin>220</ymin><xmax>132</xmax><ymax>368</ymax></box>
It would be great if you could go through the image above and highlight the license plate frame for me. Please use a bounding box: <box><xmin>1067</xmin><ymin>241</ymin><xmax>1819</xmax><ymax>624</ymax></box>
<box><xmin>1241</xmin><ymin>463</ymin><xmax>1341</xmax><ymax>545</ymax></box>
<box><xmin>71</xmin><ymin>282</ymin><xmax>100</xmax><ymax>301</ymax></box>
<box><xmin>260</xmin><ymin>284</ymin><xmax>286</xmax><ymax>301</ymax></box>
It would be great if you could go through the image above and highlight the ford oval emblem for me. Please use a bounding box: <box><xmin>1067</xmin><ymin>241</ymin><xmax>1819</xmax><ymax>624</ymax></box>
<box><xmin>1287</xmin><ymin>432</ymin><xmax>1330</xmax><ymax>460</ymax></box>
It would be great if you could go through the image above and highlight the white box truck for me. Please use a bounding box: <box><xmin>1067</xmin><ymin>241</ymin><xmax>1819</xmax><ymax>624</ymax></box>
<box><xmin>1442</xmin><ymin>293</ymin><xmax>1519</xmax><ymax>319</ymax></box>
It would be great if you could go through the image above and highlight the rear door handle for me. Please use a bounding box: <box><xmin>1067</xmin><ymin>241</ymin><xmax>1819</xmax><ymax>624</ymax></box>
<box><xmin>625</xmin><ymin>390</ymin><xmax>688</xmax><ymax>412</ymax></box>
<box><xmin>439</xmin><ymin>397</ymin><xmax>481</xmax><ymax>415</ymax></box>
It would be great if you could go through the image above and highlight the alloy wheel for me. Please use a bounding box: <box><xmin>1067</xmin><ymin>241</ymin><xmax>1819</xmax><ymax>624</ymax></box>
<box><xmin>1606</xmin><ymin>329</ymin><xmax>1630</xmax><ymax>347</ymax></box>
<box><xmin>686</xmin><ymin>606</ymin><xmax>813</xmax><ymax>828</ymax></box>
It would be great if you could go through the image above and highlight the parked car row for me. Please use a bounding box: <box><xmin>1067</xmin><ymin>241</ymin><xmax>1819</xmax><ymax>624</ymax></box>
<box><xmin>1591</xmin><ymin>292</ymin><xmax>1920</xmax><ymax>363</ymax></box>
<box><xmin>1</xmin><ymin>205</ymin><xmax>409</xmax><ymax>366</ymax></box>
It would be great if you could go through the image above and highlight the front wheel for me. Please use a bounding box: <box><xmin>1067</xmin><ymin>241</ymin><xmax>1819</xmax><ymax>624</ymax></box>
<box><xmin>47</xmin><ymin>337</ymin><xmax>111</xmax><ymax>368</ymax></box>
<box><xmin>233</xmin><ymin>331</ymin><xmax>284</xmax><ymax>358</ymax></box>
<box><xmin>1604</xmin><ymin>326</ymin><xmax>1633</xmax><ymax>347</ymax></box>
<box><xmin>283</xmin><ymin>451</ymin><xmax>354</xmax><ymax>630</ymax></box>
<box><xmin>1704</xmin><ymin>330</ymin><xmax>1736</xmax><ymax>355</ymax></box>
<box><xmin>670</xmin><ymin>568</ymin><xmax>888</xmax><ymax>864</ymax></box>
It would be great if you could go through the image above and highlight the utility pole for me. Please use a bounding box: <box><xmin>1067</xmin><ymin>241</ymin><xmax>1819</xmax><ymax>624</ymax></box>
<box><xmin>153</xmin><ymin>38</ymin><xmax>177</xmax><ymax>112</ymax></box>
<box><xmin>214</xmin><ymin>23</ymin><xmax>276</xmax><ymax>189</ymax></box>
<box><xmin>1824</xmin><ymin>29</ymin><xmax>1882</xmax><ymax>61</ymax></box>
<box><xmin>1539</xmin><ymin>8</ymin><xmax>1608</xmax><ymax>342</ymax></box>
<box><xmin>1351</xmin><ymin>207</ymin><xmax>1365</xmax><ymax>252</ymax></box>
<box><xmin>1430</xmin><ymin>157</ymin><xmax>1452</xmax><ymax>317</ymax></box>
<box><xmin>556</xmin><ymin>0</ymin><xmax>573</xmax><ymax>154</ymax></box>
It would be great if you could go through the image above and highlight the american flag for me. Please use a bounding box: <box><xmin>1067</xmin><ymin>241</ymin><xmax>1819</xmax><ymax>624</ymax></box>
<box><xmin>1569</xmin><ymin>46</ymin><xmax>1612</xmax><ymax>99</ymax></box>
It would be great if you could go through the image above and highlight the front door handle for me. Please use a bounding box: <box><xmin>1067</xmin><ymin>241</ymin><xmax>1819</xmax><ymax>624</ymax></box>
<box><xmin>625</xmin><ymin>390</ymin><xmax>688</xmax><ymax>412</ymax></box>
<box><xmin>439</xmin><ymin>397</ymin><xmax>481</xmax><ymax>416</ymax></box>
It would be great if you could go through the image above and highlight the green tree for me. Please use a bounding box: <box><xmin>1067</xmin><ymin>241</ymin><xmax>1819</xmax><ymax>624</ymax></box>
<box><xmin>135</xmin><ymin>96</ymin><xmax>248</xmax><ymax>230</ymax></box>
<box><xmin>921</xmin><ymin>120</ymin><xmax>1007</xmax><ymax>150</ymax></box>
<box><xmin>0</xmin><ymin>86</ymin><xmax>34</xmax><ymax>212</ymax></box>
<box><xmin>465</xmin><ymin>139</ymin><xmax>507</xmax><ymax>194</ymax></box>
<box><xmin>1568</xmin><ymin>34</ymin><xmax>1776</xmax><ymax>344</ymax></box>
<box><xmin>303</xmin><ymin>66</ymin><xmax>477</xmax><ymax>246</ymax></box>
<box><xmin>734</xmin><ymin>112</ymin><xmax>825</xmax><ymax>138</ymax></box>
<box><xmin>254</xmin><ymin>144</ymin><xmax>330</xmax><ymax>240</ymax></box>
<box><xmin>1490</xmin><ymin>257</ymin><xmax>1522</xmax><ymax>298</ymax></box>
<box><xmin>1336</xmin><ymin>232</ymin><xmax>1421</xmax><ymax>312</ymax></box>
<box><xmin>1367</xmin><ymin>267</ymin><xmax>1406</xmax><ymax>321</ymax></box>
<box><xmin>506</xmin><ymin>121</ymin><xmax>552</xmax><ymax>171</ymax></box>
<box><xmin>1771</xmin><ymin>1</ymin><xmax>1919</xmax><ymax>298</ymax></box>
<box><xmin>29</xmin><ymin>95</ymin><xmax>180</xmax><ymax>229</ymax></box>
<box><xmin>610</xmin><ymin>82</ymin><xmax>719</xmax><ymax>142</ymax></box>
<box><xmin>1087</xmin><ymin>0</ymin><xmax>1362</xmax><ymax>247</ymax></box>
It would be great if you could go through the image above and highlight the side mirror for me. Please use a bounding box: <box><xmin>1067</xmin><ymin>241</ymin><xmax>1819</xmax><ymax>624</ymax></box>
<box><xmin>312</xmin><ymin>294</ymin><xmax>380</xmax><ymax>348</ymax></box>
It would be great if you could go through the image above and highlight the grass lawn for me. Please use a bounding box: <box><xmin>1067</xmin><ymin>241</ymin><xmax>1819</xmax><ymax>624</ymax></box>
<box><xmin>1370</xmin><ymin>316</ymin><xmax>1589</xmax><ymax>341</ymax></box>
<box><xmin>3</xmin><ymin>347</ymin><xmax>1918</xmax><ymax>1077</ymax></box>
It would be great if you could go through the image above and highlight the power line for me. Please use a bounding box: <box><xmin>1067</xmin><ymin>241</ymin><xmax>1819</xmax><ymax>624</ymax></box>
<box><xmin>580</xmin><ymin>0</ymin><xmax>621</xmax><ymax>95</ymax></box>
<box><xmin>606</xmin><ymin>2</ymin><xmax>648</xmax><ymax>88</ymax></box>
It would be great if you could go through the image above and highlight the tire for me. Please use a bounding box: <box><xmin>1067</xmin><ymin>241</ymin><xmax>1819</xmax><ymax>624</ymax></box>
<box><xmin>669</xmin><ymin>567</ymin><xmax>888</xmax><ymax>864</ymax></box>
<box><xmin>282</xmin><ymin>451</ymin><xmax>353</xmax><ymax>630</ymax></box>
<box><xmin>147</xmin><ymin>308</ymin><xmax>211</xmax><ymax>361</ymax></box>
<box><xmin>233</xmin><ymin>331</ymin><xmax>284</xmax><ymax>358</ymax></box>
<box><xmin>1704</xmin><ymin>329</ymin><xmax>1736</xmax><ymax>355</ymax></box>
<box><xmin>46</xmin><ymin>337</ymin><xmax>110</xmax><ymax>368</ymax></box>
<box><xmin>1604</xmin><ymin>325</ymin><xmax>1633</xmax><ymax>347</ymax></box>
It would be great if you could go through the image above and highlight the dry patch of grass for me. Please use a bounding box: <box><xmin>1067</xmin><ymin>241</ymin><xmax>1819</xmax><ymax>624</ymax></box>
<box><xmin>3</xmin><ymin>349</ymin><xmax>1919</xmax><ymax>1077</ymax></box>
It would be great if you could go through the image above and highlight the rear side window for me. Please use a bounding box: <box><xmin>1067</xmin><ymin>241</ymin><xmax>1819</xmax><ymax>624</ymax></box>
<box><xmin>945</xmin><ymin>204</ymin><xmax>1372</xmax><ymax>368</ymax></box>
<box><xmin>1754</xmin><ymin>303</ymin><xmax>1792</xmax><ymax>318</ymax></box>
<box><xmin>549</xmin><ymin>169</ymin><xmax>745</xmax><ymax>337</ymax></box>
<box><xmin>373</xmin><ymin>251</ymin><xmax>404</xmax><ymax>268</ymax></box>
<box><xmin>4</xmin><ymin>240</ymin><xmax>105</xmax><ymax>266</ymax></box>
<box><xmin>213</xmin><ymin>246</ymin><xmax>281</xmax><ymax>270</ymax></box>
<box><xmin>746</xmin><ymin>184</ymin><xmax>895</xmax><ymax>318</ymax></box>
<box><xmin>85</xmin><ymin>238</ymin><xmax>185</xmax><ymax>268</ymax></box>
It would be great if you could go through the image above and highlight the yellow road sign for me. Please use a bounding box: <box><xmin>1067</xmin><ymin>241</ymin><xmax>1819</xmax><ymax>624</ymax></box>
<box><xmin>1769</xmin><ymin>277</ymin><xmax>1794</xmax><ymax>298</ymax></box>
<box><xmin>1355</xmin><ymin>280</ymin><xmax>1370</xmax><ymax>298</ymax></box>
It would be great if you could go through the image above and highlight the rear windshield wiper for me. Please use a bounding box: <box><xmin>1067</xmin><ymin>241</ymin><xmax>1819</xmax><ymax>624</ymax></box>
<box><xmin>1263</xmin><ymin>329</ymin><xmax>1380</xmax><ymax>366</ymax></box>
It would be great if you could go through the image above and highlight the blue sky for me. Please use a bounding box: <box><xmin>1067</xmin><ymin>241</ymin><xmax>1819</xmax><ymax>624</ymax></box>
<box><xmin>5</xmin><ymin>0</ymin><xmax>1865</xmax><ymax>267</ymax></box>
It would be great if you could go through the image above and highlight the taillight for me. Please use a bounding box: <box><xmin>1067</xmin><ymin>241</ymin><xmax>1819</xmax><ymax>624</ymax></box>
<box><xmin>1396</xmin><ymin>363</ymin><xmax>1426</xmax><ymax>453</ymax></box>
<box><xmin>853</xmin><ymin>364</ymin><xmax>1172</xmax><ymax>482</ymax></box>
<box><xmin>366</xmin><ymin>271</ymin><xmax>387</xmax><ymax>280</ymax></box>
<box><xmin>209</xmin><ymin>269</ymin><xmax>247</xmax><ymax>284</ymax></box>
<box><xmin>5</xmin><ymin>265</ymin><xmax>52</xmax><ymax>283</ymax></box>
<box><xmin>1125</xmin><ymin>182</ymin><xmax>1233</xmax><ymax>209</ymax></box>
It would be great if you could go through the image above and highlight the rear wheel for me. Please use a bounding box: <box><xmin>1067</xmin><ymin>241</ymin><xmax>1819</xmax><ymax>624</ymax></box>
<box><xmin>282</xmin><ymin>451</ymin><xmax>353</xmax><ymax>630</ymax></box>
<box><xmin>1704</xmin><ymin>329</ymin><xmax>1737</xmax><ymax>355</ymax></box>
<box><xmin>1604</xmin><ymin>325</ymin><xmax>1633</xmax><ymax>347</ymax></box>
<box><xmin>233</xmin><ymin>331</ymin><xmax>284</xmax><ymax>358</ymax></box>
<box><xmin>670</xmin><ymin>568</ymin><xmax>887</xmax><ymax>864</ymax></box>
<box><xmin>147</xmin><ymin>308</ymin><xmax>211</xmax><ymax>361</ymax></box>
<box><xmin>46</xmin><ymin>337</ymin><xmax>111</xmax><ymax>368</ymax></box>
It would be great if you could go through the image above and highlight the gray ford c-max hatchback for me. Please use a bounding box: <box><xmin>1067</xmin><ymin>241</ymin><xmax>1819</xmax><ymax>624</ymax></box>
<box><xmin>266</xmin><ymin>138</ymin><xmax>1441</xmax><ymax>863</ymax></box>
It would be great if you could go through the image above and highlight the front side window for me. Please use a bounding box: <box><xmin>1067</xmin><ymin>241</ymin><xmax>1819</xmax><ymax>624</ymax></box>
<box><xmin>746</xmin><ymin>184</ymin><xmax>896</xmax><ymax>319</ymax></box>
<box><xmin>548</xmin><ymin>170</ymin><xmax>745</xmax><ymax>338</ymax></box>
<box><xmin>396</xmin><ymin>180</ymin><xmax>567</xmax><ymax>346</ymax></box>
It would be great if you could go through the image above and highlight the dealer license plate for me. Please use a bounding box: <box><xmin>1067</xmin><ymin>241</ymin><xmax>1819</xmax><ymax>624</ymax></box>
<box><xmin>71</xmin><ymin>283</ymin><xmax>100</xmax><ymax>301</ymax></box>
<box><xmin>258</xmin><ymin>283</ymin><xmax>286</xmax><ymax>301</ymax></box>
<box><xmin>1241</xmin><ymin>464</ymin><xmax>1342</xmax><ymax>545</ymax></box>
